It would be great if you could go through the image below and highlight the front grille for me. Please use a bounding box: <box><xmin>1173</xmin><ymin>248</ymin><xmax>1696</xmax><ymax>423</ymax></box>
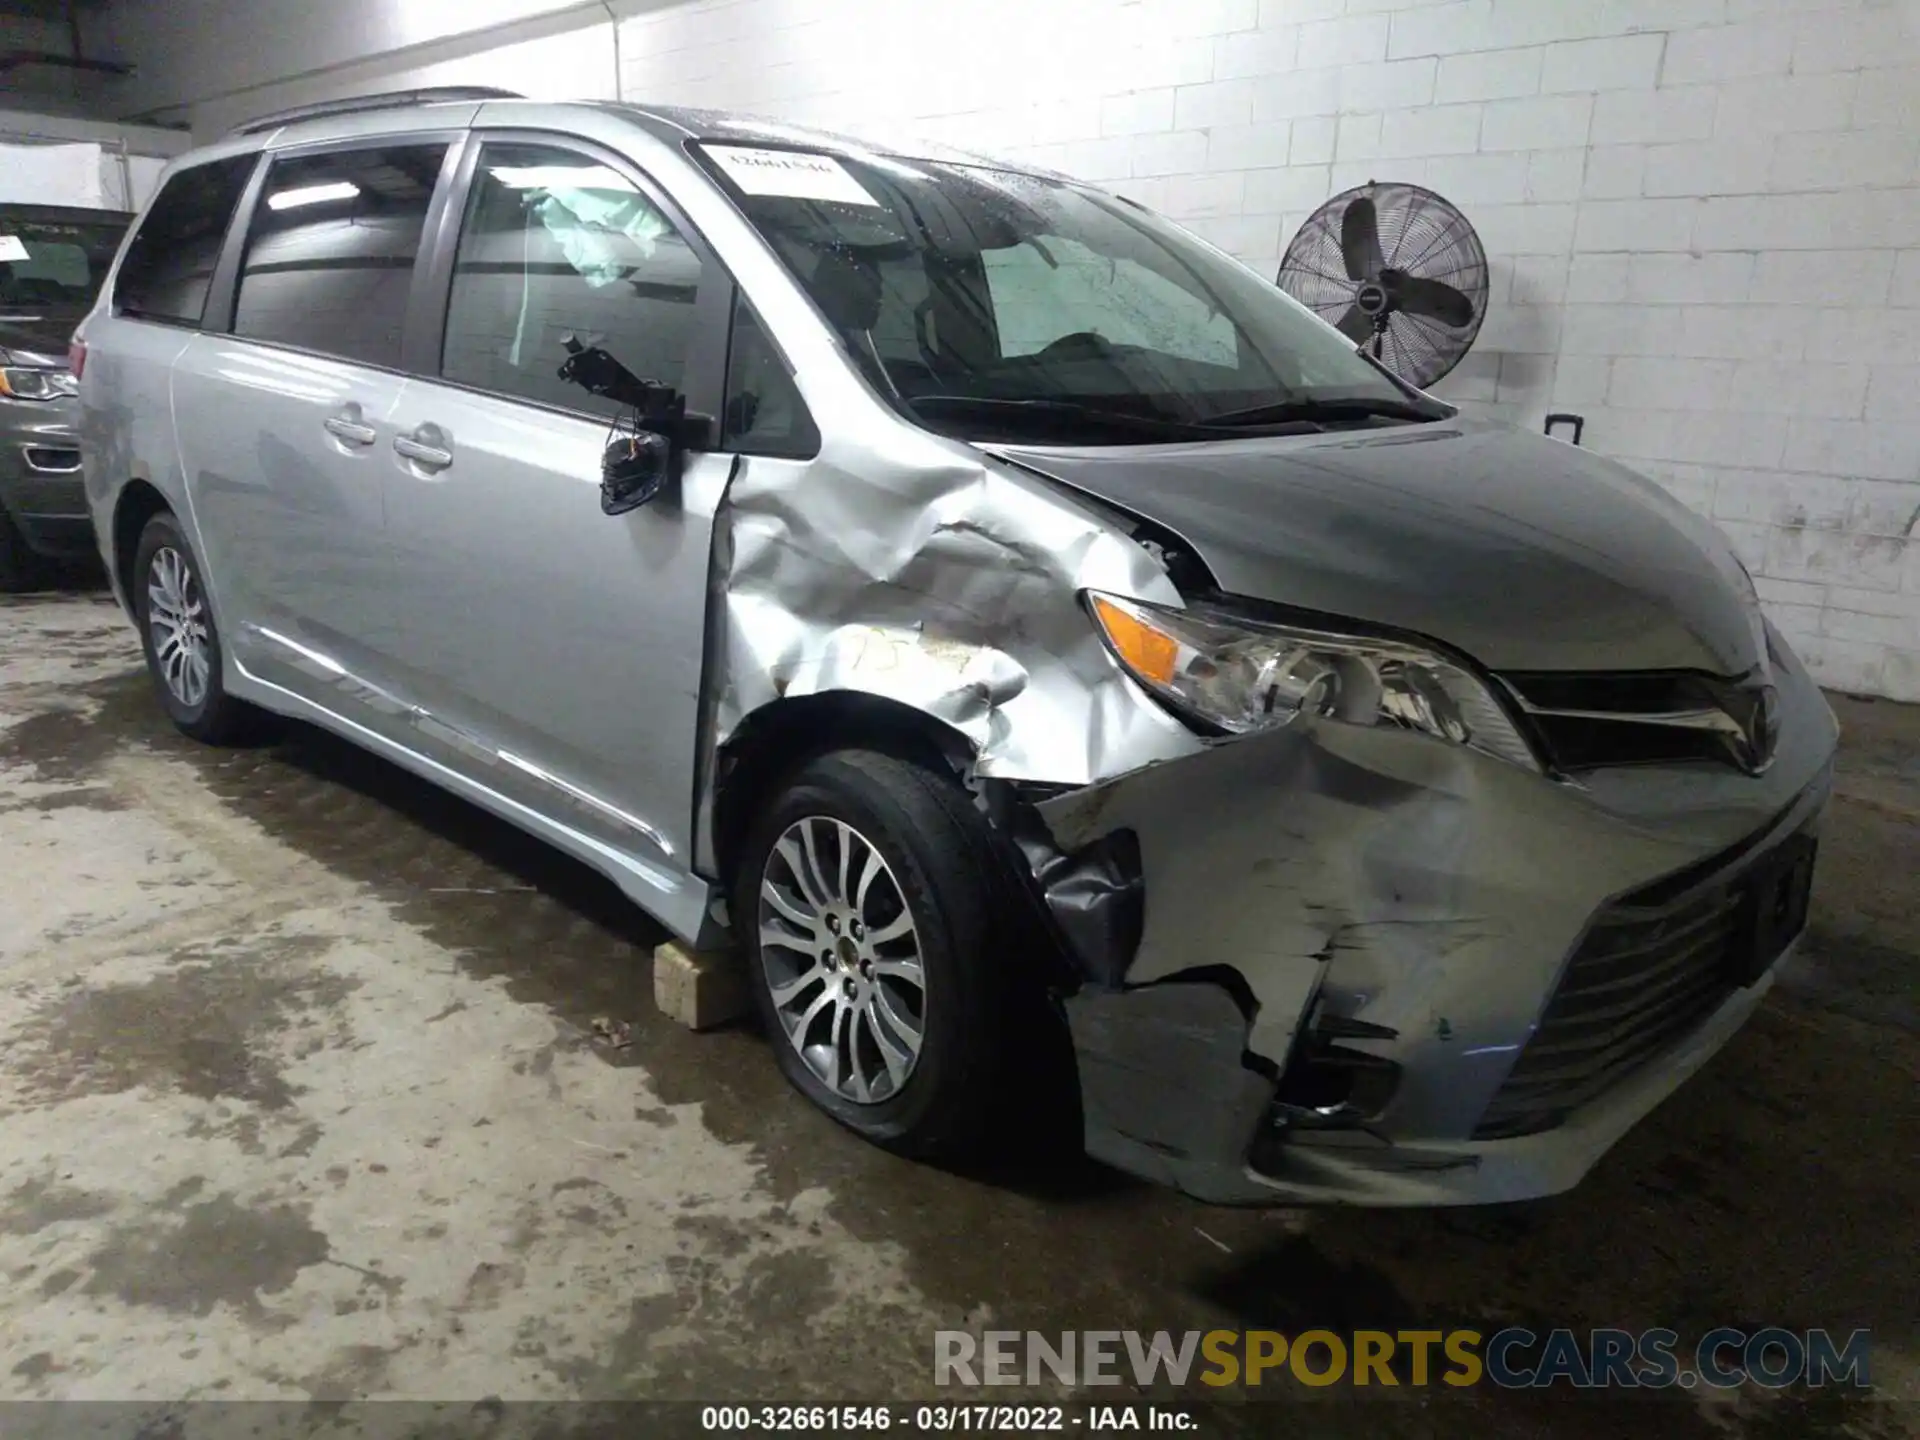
<box><xmin>1523</xmin><ymin>711</ymin><xmax>1733</xmax><ymax>769</ymax></box>
<box><xmin>1500</xmin><ymin>671</ymin><xmax>1767</xmax><ymax>774</ymax></box>
<box><xmin>1475</xmin><ymin>860</ymin><xmax>1757</xmax><ymax>1140</ymax></box>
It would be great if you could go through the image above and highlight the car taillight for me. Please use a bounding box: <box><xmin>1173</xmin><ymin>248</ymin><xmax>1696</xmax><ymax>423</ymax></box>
<box><xmin>68</xmin><ymin>338</ymin><xmax>87</xmax><ymax>381</ymax></box>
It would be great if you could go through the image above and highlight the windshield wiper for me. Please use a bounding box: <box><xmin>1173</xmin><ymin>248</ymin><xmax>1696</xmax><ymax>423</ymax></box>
<box><xmin>903</xmin><ymin>394</ymin><xmax>1243</xmax><ymax>442</ymax></box>
<box><xmin>1205</xmin><ymin>395</ymin><xmax>1450</xmax><ymax>427</ymax></box>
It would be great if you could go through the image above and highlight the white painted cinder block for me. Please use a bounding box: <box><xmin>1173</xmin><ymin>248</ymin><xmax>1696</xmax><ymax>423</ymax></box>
<box><xmin>1574</xmin><ymin>198</ymin><xmax>1697</xmax><ymax>253</ymax></box>
<box><xmin>1175</xmin><ymin>78</ymin><xmax>1262</xmax><ymax>130</ymax></box>
<box><xmin>1589</xmin><ymin>87</ymin><xmax>1719</xmax><ymax>145</ymax></box>
<box><xmin>1379</xmin><ymin>103</ymin><xmax>1481</xmax><ymax>157</ymax></box>
<box><xmin>1386</xmin><ymin>3</ymin><xmax>1496</xmax><ymax>60</ymax></box>
<box><xmin>1524</xmin><ymin>148</ymin><xmax>1585</xmax><ymax>203</ymax></box>
<box><xmin>1099</xmin><ymin>88</ymin><xmax>1176</xmax><ymax>136</ymax></box>
<box><xmin>1215</xmin><ymin>25</ymin><xmax>1300</xmax><ymax>81</ymax></box>
<box><xmin>1139</xmin><ymin>130</ymin><xmax>1215</xmax><ymax>177</ymax></box>
<box><xmin>1770</xmin><ymin>130</ymin><xmax>1920</xmax><ymax>193</ymax></box>
<box><xmin>1713</xmin><ymin>73</ymin><xmax>1858</xmax><ymax>135</ymax></box>
<box><xmin>1298</xmin><ymin>14</ymin><xmax>1391</xmax><ymax>68</ymax></box>
<box><xmin>1433</xmin><ymin>46</ymin><xmax>1544</xmax><ymax>103</ymax></box>
<box><xmin>1866</xmin><ymin>367</ymin><xmax>1920</xmax><ymax>423</ymax></box>
<box><xmin>1790</xmin><ymin>5</ymin><xmax>1919</xmax><ymax>73</ymax></box>
<box><xmin>1580</xmin><ymin>145</ymin><xmax>1646</xmax><ymax>200</ymax></box>
<box><xmin>1844</xmin><ymin>482</ymin><xmax>1920</xmax><ymax>540</ymax></box>
<box><xmin>1289</xmin><ymin>115</ymin><xmax>1337</xmax><ymax>164</ymax></box>
<box><xmin>1854</xmin><ymin>66</ymin><xmax>1920</xmax><ymax>129</ymax></box>
<box><xmin>1660</xmin><ymin>19</ymin><xmax>1797</xmax><ymax>86</ymax></box>
<box><xmin>1479</xmin><ymin>94</ymin><xmax>1593</xmax><ymax>152</ymax></box>
<box><xmin>1643</xmin><ymin>138</ymin><xmax>1775</xmax><ymax>199</ymax></box>
<box><xmin>1259</xmin><ymin>0</ymin><xmax>1343</xmax><ymax>21</ymax></box>
<box><xmin>1626</xmin><ymin>253</ymin><xmax>1757</xmax><ymax>306</ymax></box>
<box><xmin>601</xmin><ymin>0</ymin><xmax>1920</xmax><ymax>698</ymax></box>
<box><xmin>1733</xmin><ymin>361</ymin><xmax>1871</xmax><ymax>419</ymax></box>
<box><xmin>1610</xmin><ymin>357</ymin><xmax>1738</xmax><ymax>412</ymax></box>
<box><xmin>1337</xmin><ymin>56</ymin><xmax>1437</xmax><ymax>112</ymax></box>
<box><xmin>1252</xmin><ymin>65</ymin><xmax>1341</xmax><ymax>119</ymax></box>
<box><xmin>1424</xmin><ymin>151</ymin><xmax>1531</xmax><ymax>205</ymax></box>
<box><xmin>1539</xmin><ymin>34</ymin><xmax>1666</xmax><ymax>94</ymax></box>
<box><xmin>1567</xmin><ymin>255</ymin><xmax>1633</xmax><ymax>304</ymax></box>
<box><xmin>1244</xmin><ymin>164</ymin><xmax>1336</xmax><ymax>212</ymax></box>
<box><xmin>1750</xmin><ymin>250</ymin><xmax>1897</xmax><ymax>307</ymax></box>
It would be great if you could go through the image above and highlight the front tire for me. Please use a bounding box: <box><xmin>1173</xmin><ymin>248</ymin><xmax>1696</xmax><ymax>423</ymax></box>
<box><xmin>132</xmin><ymin>512</ymin><xmax>266</xmax><ymax>745</ymax></box>
<box><xmin>735</xmin><ymin>749</ymin><xmax>1022</xmax><ymax>1160</ymax></box>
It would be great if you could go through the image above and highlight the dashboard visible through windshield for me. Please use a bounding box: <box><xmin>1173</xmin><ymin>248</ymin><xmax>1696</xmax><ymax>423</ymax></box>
<box><xmin>699</xmin><ymin>144</ymin><xmax>1448</xmax><ymax>444</ymax></box>
<box><xmin>0</xmin><ymin>209</ymin><xmax>131</xmax><ymax>322</ymax></box>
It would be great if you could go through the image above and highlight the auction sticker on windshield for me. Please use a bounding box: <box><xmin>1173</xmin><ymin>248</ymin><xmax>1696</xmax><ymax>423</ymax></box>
<box><xmin>707</xmin><ymin>146</ymin><xmax>880</xmax><ymax>206</ymax></box>
<box><xmin>0</xmin><ymin>236</ymin><xmax>29</xmax><ymax>262</ymax></box>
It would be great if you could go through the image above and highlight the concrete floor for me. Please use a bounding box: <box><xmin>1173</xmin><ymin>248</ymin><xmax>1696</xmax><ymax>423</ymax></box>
<box><xmin>0</xmin><ymin>589</ymin><xmax>1914</xmax><ymax>1437</ymax></box>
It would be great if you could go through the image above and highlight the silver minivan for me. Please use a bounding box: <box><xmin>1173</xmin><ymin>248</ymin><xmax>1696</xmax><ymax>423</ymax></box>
<box><xmin>78</xmin><ymin>88</ymin><xmax>1837</xmax><ymax>1206</ymax></box>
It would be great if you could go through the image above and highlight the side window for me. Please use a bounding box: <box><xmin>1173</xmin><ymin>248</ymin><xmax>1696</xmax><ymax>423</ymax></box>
<box><xmin>113</xmin><ymin>154</ymin><xmax>254</xmax><ymax>325</ymax></box>
<box><xmin>723</xmin><ymin>297</ymin><xmax>819</xmax><ymax>458</ymax></box>
<box><xmin>232</xmin><ymin>143</ymin><xmax>448</xmax><ymax>368</ymax></box>
<box><xmin>440</xmin><ymin>142</ymin><xmax>705</xmax><ymax>419</ymax></box>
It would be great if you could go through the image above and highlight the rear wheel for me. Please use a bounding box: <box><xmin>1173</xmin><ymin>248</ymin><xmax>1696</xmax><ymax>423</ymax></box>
<box><xmin>132</xmin><ymin>512</ymin><xmax>268</xmax><ymax>744</ymax></box>
<box><xmin>735</xmin><ymin>749</ymin><xmax>1022</xmax><ymax>1159</ymax></box>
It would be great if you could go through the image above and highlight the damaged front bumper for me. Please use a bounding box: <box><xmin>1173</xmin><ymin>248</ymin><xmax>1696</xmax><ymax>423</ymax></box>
<box><xmin>1027</xmin><ymin>641</ymin><xmax>1837</xmax><ymax>1207</ymax></box>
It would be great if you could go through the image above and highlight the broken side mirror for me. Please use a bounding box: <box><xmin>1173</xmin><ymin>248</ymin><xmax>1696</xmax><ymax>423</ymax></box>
<box><xmin>597</xmin><ymin>403</ymin><xmax>715</xmax><ymax>515</ymax></box>
<box><xmin>559</xmin><ymin>334</ymin><xmax>712</xmax><ymax>515</ymax></box>
<box><xmin>601</xmin><ymin>429</ymin><xmax>672</xmax><ymax>515</ymax></box>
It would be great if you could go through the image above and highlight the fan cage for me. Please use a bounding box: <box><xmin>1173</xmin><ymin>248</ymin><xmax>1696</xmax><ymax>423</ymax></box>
<box><xmin>1277</xmin><ymin>181</ymin><xmax>1490</xmax><ymax>390</ymax></box>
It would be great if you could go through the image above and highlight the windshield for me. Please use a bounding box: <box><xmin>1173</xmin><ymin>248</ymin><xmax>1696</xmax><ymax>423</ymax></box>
<box><xmin>0</xmin><ymin>213</ymin><xmax>130</xmax><ymax>319</ymax></box>
<box><xmin>700</xmin><ymin>145</ymin><xmax>1443</xmax><ymax>444</ymax></box>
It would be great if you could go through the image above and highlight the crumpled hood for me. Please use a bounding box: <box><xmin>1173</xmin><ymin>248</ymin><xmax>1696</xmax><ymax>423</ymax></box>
<box><xmin>992</xmin><ymin>419</ymin><xmax>1763</xmax><ymax>676</ymax></box>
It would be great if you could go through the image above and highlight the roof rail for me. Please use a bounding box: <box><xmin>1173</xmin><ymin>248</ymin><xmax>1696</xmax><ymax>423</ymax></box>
<box><xmin>228</xmin><ymin>86</ymin><xmax>524</xmax><ymax>137</ymax></box>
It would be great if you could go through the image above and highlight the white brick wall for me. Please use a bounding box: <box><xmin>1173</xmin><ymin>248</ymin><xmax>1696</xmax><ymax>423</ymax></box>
<box><xmin>616</xmin><ymin>0</ymin><xmax>1920</xmax><ymax>700</ymax></box>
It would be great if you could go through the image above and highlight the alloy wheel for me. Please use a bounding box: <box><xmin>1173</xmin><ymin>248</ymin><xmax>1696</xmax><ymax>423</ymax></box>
<box><xmin>757</xmin><ymin>815</ymin><xmax>927</xmax><ymax>1104</ymax></box>
<box><xmin>147</xmin><ymin>546</ymin><xmax>211</xmax><ymax>710</ymax></box>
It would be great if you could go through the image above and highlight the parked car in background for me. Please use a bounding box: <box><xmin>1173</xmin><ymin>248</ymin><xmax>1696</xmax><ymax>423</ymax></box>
<box><xmin>75</xmin><ymin>90</ymin><xmax>1837</xmax><ymax>1206</ymax></box>
<box><xmin>0</xmin><ymin>203</ymin><xmax>133</xmax><ymax>590</ymax></box>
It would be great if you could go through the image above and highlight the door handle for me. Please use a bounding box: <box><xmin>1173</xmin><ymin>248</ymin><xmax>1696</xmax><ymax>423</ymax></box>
<box><xmin>323</xmin><ymin>416</ymin><xmax>376</xmax><ymax>446</ymax></box>
<box><xmin>394</xmin><ymin>433</ymin><xmax>453</xmax><ymax>471</ymax></box>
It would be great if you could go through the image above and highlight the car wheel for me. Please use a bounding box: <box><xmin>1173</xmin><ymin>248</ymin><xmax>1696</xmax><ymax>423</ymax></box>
<box><xmin>0</xmin><ymin>507</ymin><xmax>49</xmax><ymax>594</ymax></box>
<box><xmin>132</xmin><ymin>511</ymin><xmax>266</xmax><ymax>744</ymax></box>
<box><xmin>735</xmin><ymin>749</ymin><xmax>1022</xmax><ymax>1159</ymax></box>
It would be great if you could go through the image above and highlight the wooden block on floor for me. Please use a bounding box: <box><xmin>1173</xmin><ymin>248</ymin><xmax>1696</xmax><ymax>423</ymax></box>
<box><xmin>653</xmin><ymin>938</ymin><xmax>751</xmax><ymax>1031</ymax></box>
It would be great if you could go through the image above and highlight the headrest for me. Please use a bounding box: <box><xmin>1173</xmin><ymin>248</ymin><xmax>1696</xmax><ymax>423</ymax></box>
<box><xmin>810</xmin><ymin>248</ymin><xmax>884</xmax><ymax>334</ymax></box>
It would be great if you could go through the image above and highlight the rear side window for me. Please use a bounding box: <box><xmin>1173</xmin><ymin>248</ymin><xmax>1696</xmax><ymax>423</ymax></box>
<box><xmin>233</xmin><ymin>143</ymin><xmax>448</xmax><ymax>369</ymax></box>
<box><xmin>439</xmin><ymin>141</ymin><xmax>705</xmax><ymax>419</ymax></box>
<box><xmin>113</xmin><ymin>155</ymin><xmax>254</xmax><ymax>325</ymax></box>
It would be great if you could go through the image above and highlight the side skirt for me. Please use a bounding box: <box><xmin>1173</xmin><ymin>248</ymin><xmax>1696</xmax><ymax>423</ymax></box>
<box><xmin>224</xmin><ymin>653</ymin><xmax>724</xmax><ymax>947</ymax></box>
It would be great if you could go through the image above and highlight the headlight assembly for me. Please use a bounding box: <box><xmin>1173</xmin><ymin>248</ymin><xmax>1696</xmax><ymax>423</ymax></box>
<box><xmin>0</xmin><ymin>366</ymin><xmax>77</xmax><ymax>401</ymax></box>
<box><xmin>1086</xmin><ymin>590</ymin><xmax>1539</xmax><ymax>770</ymax></box>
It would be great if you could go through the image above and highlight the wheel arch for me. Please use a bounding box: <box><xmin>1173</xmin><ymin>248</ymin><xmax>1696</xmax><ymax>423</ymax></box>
<box><xmin>708</xmin><ymin>691</ymin><xmax>978</xmax><ymax>889</ymax></box>
<box><xmin>109</xmin><ymin>478</ymin><xmax>171</xmax><ymax>615</ymax></box>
